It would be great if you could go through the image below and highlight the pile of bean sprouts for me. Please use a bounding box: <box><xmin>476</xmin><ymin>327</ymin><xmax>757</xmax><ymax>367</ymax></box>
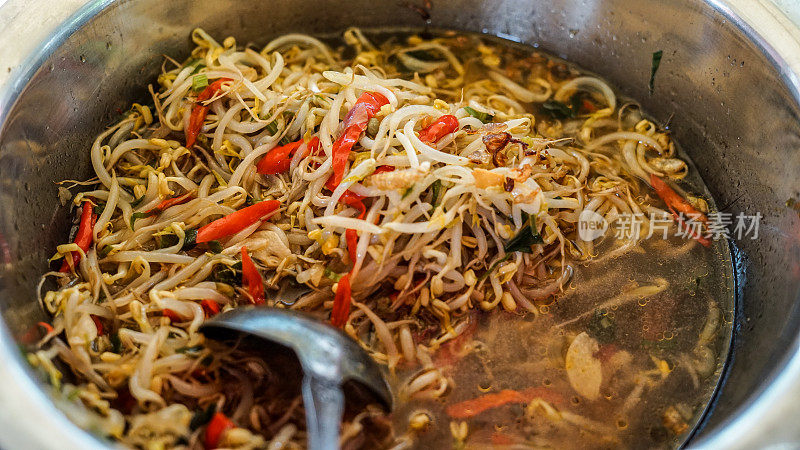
<box><xmin>30</xmin><ymin>28</ymin><xmax>692</xmax><ymax>448</ymax></box>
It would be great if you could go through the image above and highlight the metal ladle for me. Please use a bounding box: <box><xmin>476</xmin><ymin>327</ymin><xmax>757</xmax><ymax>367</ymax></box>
<box><xmin>199</xmin><ymin>307</ymin><xmax>392</xmax><ymax>450</ymax></box>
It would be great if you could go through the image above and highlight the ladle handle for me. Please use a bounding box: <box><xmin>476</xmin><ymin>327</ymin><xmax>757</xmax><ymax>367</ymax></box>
<box><xmin>301</xmin><ymin>375</ymin><xmax>344</xmax><ymax>450</ymax></box>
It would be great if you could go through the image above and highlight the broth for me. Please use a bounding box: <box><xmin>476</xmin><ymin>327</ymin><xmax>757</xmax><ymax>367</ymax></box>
<box><xmin>392</xmin><ymin>228</ymin><xmax>733</xmax><ymax>449</ymax></box>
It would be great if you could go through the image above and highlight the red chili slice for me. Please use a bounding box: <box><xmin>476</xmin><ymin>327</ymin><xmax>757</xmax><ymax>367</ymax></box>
<box><xmin>418</xmin><ymin>115</ymin><xmax>459</xmax><ymax>143</ymax></box>
<box><xmin>196</xmin><ymin>200</ymin><xmax>280</xmax><ymax>244</ymax></box>
<box><xmin>59</xmin><ymin>201</ymin><xmax>97</xmax><ymax>272</ymax></box>
<box><xmin>240</xmin><ymin>246</ymin><xmax>264</xmax><ymax>305</ymax></box>
<box><xmin>330</xmin><ymin>273</ymin><xmax>352</xmax><ymax>327</ymax></box>
<box><xmin>185</xmin><ymin>78</ymin><xmax>232</xmax><ymax>149</ymax></box>
<box><xmin>204</xmin><ymin>412</ymin><xmax>234</xmax><ymax>449</ymax></box>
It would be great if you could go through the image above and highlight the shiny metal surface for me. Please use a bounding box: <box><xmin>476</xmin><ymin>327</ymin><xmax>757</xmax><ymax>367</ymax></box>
<box><xmin>200</xmin><ymin>308</ymin><xmax>391</xmax><ymax>450</ymax></box>
<box><xmin>0</xmin><ymin>0</ymin><xmax>799</xmax><ymax>449</ymax></box>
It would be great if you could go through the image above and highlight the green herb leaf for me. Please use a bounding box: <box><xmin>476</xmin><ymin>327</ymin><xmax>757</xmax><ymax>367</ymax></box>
<box><xmin>265</xmin><ymin>119</ymin><xmax>293</xmax><ymax>145</ymax></box>
<box><xmin>478</xmin><ymin>253</ymin><xmax>511</xmax><ymax>283</ymax></box>
<box><xmin>324</xmin><ymin>267</ymin><xmax>344</xmax><ymax>282</ymax></box>
<box><xmin>402</xmin><ymin>187</ymin><xmax>414</xmax><ymax>199</ymax></box>
<box><xmin>190</xmin><ymin>63</ymin><xmax>206</xmax><ymax>76</ymax></box>
<box><xmin>649</xmin><ymin>50</ymin><xmax>663</xmax><ymax>95</ymax></box>
<box><xmin>129</xmin><ymin>211</ymin><xmax>153</xmax><ymax>229</ymax></box>
<box><xmin>541</xmin><ymin>99</ymin><xmax>576</xmax><ymax>119</ymax></box>
<box><xmin>587</xmin><ymin>309</ymin><xmax>616</xmax><ymax>344</ymax></box>
<box><xmin>176</xmin><ymin>345</ymin><xmax>204</xmax><ymax>354</ymax></box>
<box><xmin>182</xmin><ymin>229</ymin><xmax>197</xmax><ymax>250</ymax></box>
<box><xmin>98</xmin><ymin>245</ymin><xmax>113</xmax><ymax>258</ymax></box>
<box><xmin>207</xmin><ymin>240</ymin><xmax>223</xmax><ymax>254</ymax></box>
<box><xmin>429</xmin><ymin>179</ymin><xmax>443</xmax><ymax>210</ymax></box>
<box><xmin>157</xmin><ymin>234</ymin><xmax>179</xmax><ymax>249</ymax></box>
<box><xmin>504</xmin><ymin>213</ymin><xmax>544</xmax><ymax>254</ymax></box>
<box><xmin>129</xmin><ymin>196</ymin><xmax>145</xmax><ymax>208</ymax></box>
<box><xmin>183</xmin><ymin>58</ymin><xmax>206</xmax><ymax>75</ymax></box>
<box><xmin>92</xmin><ymin>203</ymin><xmax>106</xmax><ymax>215</ymax></box>
<box><xmin>189</xmin><ymin>404</ymin><xmax>217</xmax><ymax>430</ymax></box>
<box><xmin>211</xmin><ymin>261</ymin><xmax>242</xmax><ymax>285</ymax></box>
<box><xmin>110</xmin><ymin>333</ymin><xmax>122</xmax><ymax>354</ymax></box>
<box><xmin>464</xmin><ymin>106</ymin><xmax>494</xmax><ymax>123</ymax></box>
<box><xmin>192</xmin><ymin>74</ymin><xmax>209</xmax><ymax>92</ymax></box>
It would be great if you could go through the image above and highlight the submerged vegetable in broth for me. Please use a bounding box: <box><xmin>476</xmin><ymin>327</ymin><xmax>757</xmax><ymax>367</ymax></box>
<box><xmin>395</xmin><ymin>235</ymin><xmax>731</xmax><ymax>449</ymax></box>
<box><xmin>29</xmin><ymin>28</ymin><xmax>733</xmax><ymax>450</ymax></box>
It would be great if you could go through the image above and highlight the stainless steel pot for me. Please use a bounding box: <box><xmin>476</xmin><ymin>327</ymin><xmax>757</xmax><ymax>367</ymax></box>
<box><xmin>0</xmin><ymin>0</ymin><xmax>798</xmax><ymax>448</ymax></box>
